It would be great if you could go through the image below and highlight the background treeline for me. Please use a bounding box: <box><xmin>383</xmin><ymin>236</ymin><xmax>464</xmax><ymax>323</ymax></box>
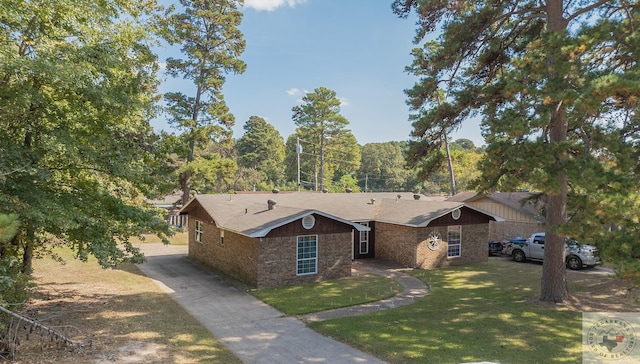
<box><xmin>198</xmin><ymin>113</ymin><xmax>484</xmax><ymax>195</ymax></box>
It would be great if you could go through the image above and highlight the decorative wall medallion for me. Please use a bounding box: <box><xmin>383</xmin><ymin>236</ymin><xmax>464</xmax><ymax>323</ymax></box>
<box><xmin>428</xmin><ymin>231</ymin><xmax>441</xmax><ymax>251</ymax></box>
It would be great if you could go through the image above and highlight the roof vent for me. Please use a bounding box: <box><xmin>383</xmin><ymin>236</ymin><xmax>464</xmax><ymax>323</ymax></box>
<box><xmin>302</xmin><ymin>215</ymin><xmax>315</xmax><ymax>229</ymax></box>
<box><xmin>272</xmin><ymin>188</ymin><xmax>279</xmax><ymax>194</ymax></box>
<box><xmin>322</xmin><ymin>187</ymin><xmax>328</xmax><ymax>193</ymax></box>
<box><xmin>267</xmin><ymin>199</ymin><xmax>277</xmax><ymax>210</ymax></box>
<box><xmin>345</xmin><ymin>188</ymin><xmax>352</xmax><ymax>193</ymax></box>
<box><xmin>370</xmin><ymin>198</ymin><xmax>376</xmax><ymax>205</ymax></box>
<box><xmin>413</xmin><ymin>194</ymin><xmax>421</xmax><ymax>200</ymax></box>
<box><xmin>396</xmin><ymin>194</ymin><xmax>402</xmax><ymax>201</ymax></box>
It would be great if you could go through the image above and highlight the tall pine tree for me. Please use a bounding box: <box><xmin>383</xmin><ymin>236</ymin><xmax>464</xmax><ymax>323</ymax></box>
<box><xmin>162</xmin><ymin>0</ymin><xmax>246</xmax><ymax>203</ymax></box>
<box><xmin>291</xmin><ymin>87</ymin><xmax>361</xmax><ymax>191</ymax></box>
<box><xmin>394</xmin><ymin>1</ymin><xmax>640</xmax><ymax>302</ymax></box>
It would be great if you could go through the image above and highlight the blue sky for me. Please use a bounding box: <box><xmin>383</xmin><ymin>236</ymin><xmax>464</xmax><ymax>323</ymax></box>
<box><xmin>154</xmin><ymin>0</ymin><xmax>485</xmax><ymax>147</ymax></box>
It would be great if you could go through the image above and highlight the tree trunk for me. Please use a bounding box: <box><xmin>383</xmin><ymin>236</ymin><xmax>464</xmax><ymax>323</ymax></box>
<box><xmin>21</xmin><ymin>229</ymin><xmax>35</xmax><ymax>275</ymax></box>
<box><xmin>443</xmin><ymin>133</ymin><xmax>456</xmax><ymax>195</ymax></box>
<box><xmin>182</xmin><ymin>82</ymin><xmax>203</xmax><ymax>205</ymax></box>
<box><xmin>181</xmin><ymin>134</ymin><xmax>195</xmax><ymax>205</ymax></box>
<box><xmin>540</xmin><ymin>0</ymin><xmax>569</xmax><ymax>303</ymax></box>
<box><xmin>540</xmin><ymin>193</ymin><xmax>568</xmax><ymax>302</ymax></box>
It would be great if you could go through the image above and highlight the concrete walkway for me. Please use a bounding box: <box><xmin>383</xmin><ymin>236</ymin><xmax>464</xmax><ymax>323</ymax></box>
<box><xmin>301</xmin><ymin>259</ymin><xmax>429</xmax><ymax>322</ymax></box>
<box><xmin>135</xmin><ymin>244</ymin><xmax>428</xmax><ymax>364</ymax></box>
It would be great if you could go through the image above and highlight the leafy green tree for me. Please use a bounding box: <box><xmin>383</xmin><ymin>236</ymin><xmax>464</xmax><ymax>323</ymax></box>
<box><xmin>291</xmin><ymin>87</ymin><xmax>361</xmax><ymax>191</ymax></box>
<box><xmin>161</xmin><ymin>0</ymin><xmax>246</xmax><ymax>204</ymax></box>
<box><xmin>450</xmin><ymin>138</ymin><xmax>481</xmax><ymax>153</ymax></box>
<box><xmin>394</xmin><ymin>1</ymin><xmax>640</xmax><ymax>302</ymax></box>
<box><xmin>330</xmin><ymin>175</ymin><xmax>361</xmax><ymax>193</ymax></box>
<box><xmin>0</xmin><ymin>214</ymin><xmax>30</xmax><ymax>306</ymax></box>
<box><xmin>0</xmin><ymin>0</ymin><xmax>171</xmax><ymax>275</ymax></box>
<box><xmin>358</xmin><ymin>142</ymin><xmax>411</xmax><ymax>192</ymax></box>
<box><xmin>0</xmin><ymin>214</ymin><xmax>19</xmax><ymax>246</ymax></box>
<box><xmin>236</xmin><ymin>116</ymin><xmax>286</xmax><ymax>185</ymax></box>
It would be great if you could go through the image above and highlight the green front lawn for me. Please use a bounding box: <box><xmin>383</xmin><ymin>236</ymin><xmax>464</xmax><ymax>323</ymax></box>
<box><xmin>255</xmin><ymin>259</ymin><xmax>631</xmax><ymax>363</ymax></box>
<box><xmin>310</xmin><ymin>261</ymin><xmax>582</xmax><ymax>363</ymax></box>
<box><xmin>250</xmin><ymin>274</ymin><xmax>403</xmax><ymax>315</ymax></box>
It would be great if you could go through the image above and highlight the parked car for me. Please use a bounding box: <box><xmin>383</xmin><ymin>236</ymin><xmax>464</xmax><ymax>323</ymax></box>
<box><xmin>504</xmin><ymin>232</ymin><xmax>602</xmax><ymax>270</ymax></box>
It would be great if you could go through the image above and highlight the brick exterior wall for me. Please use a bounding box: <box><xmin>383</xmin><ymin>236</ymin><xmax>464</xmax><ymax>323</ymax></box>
<box><xmin>375</xmin><ymin>222</ymin><xmax>490</xmax><ymax>269</ymax></box>
<box><xmin>188</xmin><ymin>217</ymin><xmax>353</xmax><ymax>289</ymax></box>
<box><xmin>489</xmin><ymin>221</ymin><xmax>544</xmax><ymax>242</ymax></box>
<box><xmin>375</xmin><ymin>223</ymin><xmax>418</xmax><ymax>267</ymax></box>
<box><xmin>257</xmin><ymin>232</ymin><xmax>352</xmax><ymax>288</ymax></box>
<box><xmin>188</xmin><ymin>218</ymin><xmax>260</xmax><ymax>287</ymax></box>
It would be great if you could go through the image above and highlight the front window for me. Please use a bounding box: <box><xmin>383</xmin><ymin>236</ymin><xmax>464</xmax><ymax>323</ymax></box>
<box><xmin>359</xmin><ymin>222</ymin><xmax>369</xmax><ymax>254</ymax></box>
<box><xmin>297</xmin><ymin>235</ymin><xmax>318</xmax><ymax>275</ymax></box>
<box><xmin>195</xmin><ymin>220</ymin><xmax>203</xmax><ymax>243</ymax></box>
<box><xmin>447</xmin><ymin>225</ymin><xmax>461</xmax><ymax>258</ymax></box>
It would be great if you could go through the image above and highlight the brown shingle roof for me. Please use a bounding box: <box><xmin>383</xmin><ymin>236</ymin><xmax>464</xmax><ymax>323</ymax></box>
<box><xmin>182</xmin><ymin>194</ymin><xmax>370</xmax><ymax>237</ymax></box>
<box><xmin>181</xmin><ymin>192</ymin><xmax>495</xmax><ymax>236</ymax></box>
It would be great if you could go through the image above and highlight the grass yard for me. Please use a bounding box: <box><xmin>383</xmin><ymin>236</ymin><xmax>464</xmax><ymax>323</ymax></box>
<box><xmin>11</xmin><ymin>235</ymin><xmax>640</xmax><ymax>364</ymax></box>
<box><xmin>250</xmin><ymin>274</ymin><xmax>403</xmax><ymax>315</ymax></box>
<box><xmin>11</xmin><ymin>240</ymin><xmax>240</xmax><ymax>364</ymax></box>
<box><xmin>294</xmin><ymin>259</ymin><xmax>639</xmax><ymax>364</ymax></box>
<box><xmin>130</xmin><ymin>230</ymin><xmax>189</xmax><ymax>245</ymax></box>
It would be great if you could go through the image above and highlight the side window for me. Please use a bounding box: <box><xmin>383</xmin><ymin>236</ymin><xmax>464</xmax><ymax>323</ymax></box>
<box><xmin>297</xmin><ymin>235</ymin><xmax>318</xmax><ymax>275</ymax></box>
<box><xmin>533</xmin><ymin>236</ymin><xmax>545</xmax><ymax>245</ymax></box>
<box><xmin>447</xmin><ymin>225</ymin><xmax>462</xmax><ymax>258</ymax></box>
<box><xmin>195</xmin><ymin>220</ymin><xmax>203</xmax><ymax>243</ymax></box>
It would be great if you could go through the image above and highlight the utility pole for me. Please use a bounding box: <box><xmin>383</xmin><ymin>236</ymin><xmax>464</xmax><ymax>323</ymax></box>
<box><xmin>319</xmin><ymin>131</ymin><xmax>325</xmax><ymax>191</ymax></box>
<box><xmin>365</xmin><ymin>174</ymin><xmax>368</xmax><ymax>193</ymax></box>
<box><xmin>296</xmin><ymin>137</ymin><xmax>302</xmax><ymax>191</ymax></box>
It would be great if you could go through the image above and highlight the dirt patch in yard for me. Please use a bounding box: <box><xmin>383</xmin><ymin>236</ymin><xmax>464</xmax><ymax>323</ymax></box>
<box><xmin>526</xmin><ymin>267</ymin><xmax>640</xmax><ymax>312</ymax></box>
<box><xmin>3</xmin><ymin>246</ymin><xmax>241</xmax><ymax>364</ymax></box>
<box><xmin>565</xmin><ymin>268</ymin><xmax>640</xmax><ymax>312</ymax></box>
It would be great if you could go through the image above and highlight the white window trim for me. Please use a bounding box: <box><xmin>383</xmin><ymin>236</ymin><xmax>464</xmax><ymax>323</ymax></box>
<box><xmin>220</xmin><ymin>229</ymin><xmax>225</xmax><ymax>245</ymax></box>
<box><xmin>359</xmin><ymin>222</ymin><xmax>369</xmax><ymax>254</ymax></box>
<box><xmin>447</xmin><ymin>225</ymin><xmax>462</xmax><ymax>258</ymax></box>
<box><xmin>195</xmin><ymin>220</ymin><xmax>203</xmax><ymax>243</ymax></box>
<box><xmin>296</xmin><ymin>235</ymin><xmax>318</xmax><ymax>276</ymax></box>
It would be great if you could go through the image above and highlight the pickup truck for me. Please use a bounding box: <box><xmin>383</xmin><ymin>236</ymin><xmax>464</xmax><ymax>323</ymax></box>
<box><xmin>505</xmin><ymin>232</ymin><xmax>602</xmax><ymax>270</ymax></box>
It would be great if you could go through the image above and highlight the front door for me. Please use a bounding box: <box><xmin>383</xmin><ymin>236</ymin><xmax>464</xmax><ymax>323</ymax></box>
<box><xmin>353</xmin><ymin>221</ymin><xmax>374</xmax><ymax>259</ymax></box>
<box><xmin>359</xmin><ymin>222</ymin><xmax>369</xmax><ymax>255</ymax></box>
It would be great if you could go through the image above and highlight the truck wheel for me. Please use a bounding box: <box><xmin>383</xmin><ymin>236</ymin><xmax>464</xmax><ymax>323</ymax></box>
<box><xmin>513</xmin><ymin>250</ymin><xmax>526</xmax><ymax>262</ymax></box>
<box><xmin>566</xmin><ymin>256</ymin><xmax>582</xmax><ymax>270</ymax></box>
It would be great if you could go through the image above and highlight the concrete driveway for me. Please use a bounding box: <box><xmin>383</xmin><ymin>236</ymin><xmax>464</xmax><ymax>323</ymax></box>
<box><xmin>135</xmin><ymin>244</ymin><xmax>385</xmax><ymax>364</ymax></box>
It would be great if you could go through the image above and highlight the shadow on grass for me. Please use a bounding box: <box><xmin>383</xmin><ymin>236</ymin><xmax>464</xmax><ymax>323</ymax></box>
<box><xmin>310</xmin><ymin>260</ymin><xmax>584</xmax><ymax>364</ymax></box>
<box><xmin>21</xmin><ymin>257</ymin><xmax>242</xmax><ymax>364</ymax></box>
<box><xmin>251</xmin><ymin>274</ymin><xmax>404</xmax><ymax>315</ymax></box>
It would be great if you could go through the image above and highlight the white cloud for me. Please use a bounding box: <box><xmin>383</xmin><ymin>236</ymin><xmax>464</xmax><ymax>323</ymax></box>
<box><xmin>287</xmin><ymin>89</ymin><xmax>348</xmax><ymax>106</ymax></box>
<box><xmin>243</xmin><ymin>0</ymin><xmax>307</xmax><ymax>12</ymax></box>
<box><xmin>286</xmin><ymin>88</ymin><xmax>301</xmax><ymax>96</ymax></box>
